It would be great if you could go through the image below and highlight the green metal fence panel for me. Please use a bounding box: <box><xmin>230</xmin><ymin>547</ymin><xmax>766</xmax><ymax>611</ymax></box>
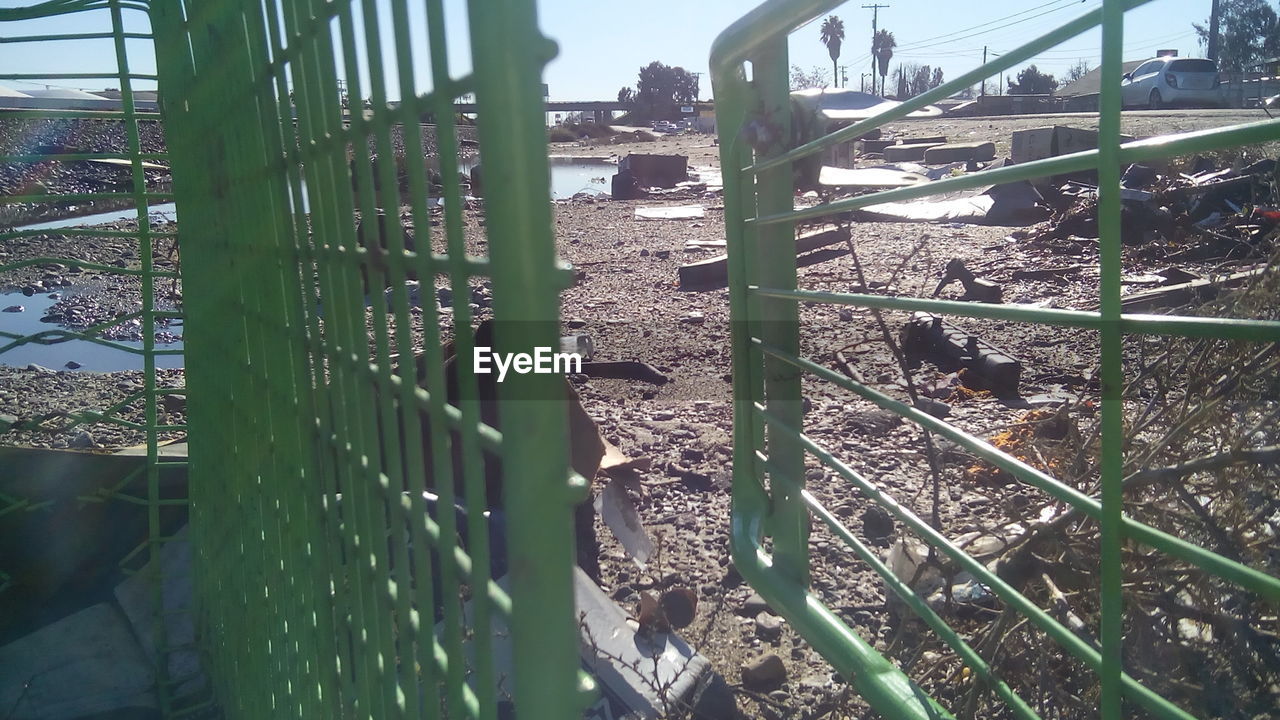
<box><xmin>0</xmin><ymin>0</ymin><xmax>191</xmax><ymax>715</ymax></box>
<box><xmin>4</xmin><ymin>0</ymin><xmax>584</xmax><ymax>717</ymax></box>
<box><xmin>146</xmin><ymin>0</ymin><xmax>585</xmax><ymax>718</ymax></box>
<box><xmin>713</xmin><ymin>1</ymin><xmax>1280</xmax><ymax>718</ymax></box>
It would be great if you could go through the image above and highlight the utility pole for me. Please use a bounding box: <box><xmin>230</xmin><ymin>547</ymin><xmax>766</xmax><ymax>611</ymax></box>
<box><xmin>863</xmin><ymin>3</ymin><xmax>889</xmax><ymax>96</ymax></box>
<box><xmin>1207</xmin><ymin>0</ymin><xmax>1221</xmax><ymax>61</ymax></box>
<box><xmin>840</xmin><ymin>65</ymin><xmax>848</xmax><ymax>89</ymax></box>
<box><xmin>981</xmin><ymin>46</ymin><xmax>987</xmax><ymax>97</ymax></box>
<box><xmin>690</xmin><ymin>72</ymin><xmax>703</xmax><ymax>101</ymax></box>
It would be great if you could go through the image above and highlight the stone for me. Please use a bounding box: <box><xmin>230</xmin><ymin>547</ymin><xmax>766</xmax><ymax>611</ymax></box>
<box><xmin>163</xmin><ymin>394</ymin><xmax>187</xmax><ymax>413</ymax></box>
<box><xmin>861</xmin><ymin>505</ymin><xmax>895</xmax><ymax>540</ymax></box>
<box><xmin>2</xmin><ymin>305</ymin><xmax>22</xmax><ymax>312</ymax></box>
<box><xmin>741</xmin><ymin>653</ymin><xmax>787</xmax><ymax>691</ymax></box>
<box><xmin>755</xmin><ymin>612</ymin><xmax>784</xmax><ymax>641</ymax></box>
<box><xmin>680</xmin><ymin>311</ymin><xmax>705</xmax><ymax>324</ymax></box>
<box><xmin>64</xmin><ymin>360</ymin><xmax>82</xmax><ymax>370</ymax></box>
<box><xmin>739</xmin><ymin>591</ymin><xmax>769</xmax><ymax>617</ymax></box>
<box><xmin>69</xmin><ymin>430</ymin><xmax>97</xmax><ymax>449</ymax></box>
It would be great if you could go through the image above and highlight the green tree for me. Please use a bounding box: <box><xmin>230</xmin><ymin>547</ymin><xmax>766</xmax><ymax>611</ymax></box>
<box><xmin>617</xmin><ymin>86</ymin><xmax>634</xmax><ymax>104</ymax></box>
<box><xmin>1194</xmin><ymin>0</ymin><xmax>1280</xmax><ymax>71</ymax></box>
<box><xmin>631</xmin><ymin>62</ymin><xmax>699</xmax><ymax>122</ymax></box>
<box><xmin>820</xmin><ymin>16</ymin><xmax>845</xmax><ymax>88</ymax></box>
<box><xmin>790</xmin><ymin>65</ymin><xmax>831</xmax><ymax>90</ymax></box>
<box><xmin>872</xmin><ymin>29</ymin><xmax>896</xmax><ymax>96</ymax></box>
<box><xmin>1007</xmin><ymin>64</ymin><xmax>1057</xmax><ymax>94</ymax></box>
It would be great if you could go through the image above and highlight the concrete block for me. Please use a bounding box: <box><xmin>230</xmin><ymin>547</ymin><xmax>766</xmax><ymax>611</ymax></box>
<box><xmin>857</xmin><ymin>138</ymin><xmax>897</xmax><ymax>154</ymax></box>
<box><xmin>619</xmin><ymin>153</ymin><xmax>688</xmax><ymax>188</ymax></box>
<box><xmin>924</xmin><ymin>141</ymin><xmax>997</xmax><ymax>163</ymax></box>
<box><xmin>1011</xmin><ymin>126</ymin><xmax>1135</xmax><ymax>165</ymax></box>
<box><xmin>898</xmin><ymin>135</ymin><xmax>948</xmax><ymax>146</ymax></box>
<box><xmin>883</xmin><ymin>143</ymin><xmax>943</xmax><ymax>162</ymax></box>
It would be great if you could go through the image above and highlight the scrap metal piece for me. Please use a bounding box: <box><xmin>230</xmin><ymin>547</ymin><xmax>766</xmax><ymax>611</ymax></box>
<box><xmin>901</xmin><ymin>312</ymin><xmax>1022</xmax><ymax>396</ymax></box>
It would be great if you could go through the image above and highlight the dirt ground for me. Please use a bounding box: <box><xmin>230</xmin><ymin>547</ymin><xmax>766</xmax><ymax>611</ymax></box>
<box><xmin>2</xmin><ymin>108</ymin><xmax>1276</xmax><ymax>718</ymax></box>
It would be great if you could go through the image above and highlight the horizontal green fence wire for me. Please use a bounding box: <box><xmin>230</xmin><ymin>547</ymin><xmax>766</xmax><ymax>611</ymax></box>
<box><xmin>711</xmin><ymin>1</ymin><xmax>1280</xmax><ymax>719</ymax></box>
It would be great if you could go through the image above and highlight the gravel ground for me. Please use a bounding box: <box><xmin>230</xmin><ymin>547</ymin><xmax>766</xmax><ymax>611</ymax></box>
<box><xmin>2</xmin><ymin>111</ymin><xmax>1275</xmax><ymax>718</ymax></box>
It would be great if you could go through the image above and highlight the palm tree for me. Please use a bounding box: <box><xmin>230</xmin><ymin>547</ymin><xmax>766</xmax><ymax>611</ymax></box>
<box><xmin>820</xmin><ymin>16</ymin><xmax>845</xmax><ymax>88</ymax></box>
<box><xmin>872</xmin><ymin>29</ymin><xmax>896</xmax><ymax>97</ymax></box>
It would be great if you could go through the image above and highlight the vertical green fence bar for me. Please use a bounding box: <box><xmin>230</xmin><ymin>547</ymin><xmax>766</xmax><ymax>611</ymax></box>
<box><xmin>1096</xmin><ymin>1</ymin><xmax>1126</xmax><ymax>717</ymax></box>
<box><xmin>713</xmin><ymin>0</ymin><xmax>1280</xmax><ymax>718</ymax></box>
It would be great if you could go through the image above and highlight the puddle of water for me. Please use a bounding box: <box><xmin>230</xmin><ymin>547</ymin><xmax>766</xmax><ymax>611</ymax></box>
<box><xmin>13</xmin><ymin>203</ymin><xmax>179</xmax><ymax>233</ymax></box>
<box><xmin>0</xmin><ymin>291</ymin><xmax>183</xmax><ymax>372</ymax></box>
<box><xmin>548</xmin><ymin>159</ymin><xmax>615</xmax><ymax>198</ymax></box>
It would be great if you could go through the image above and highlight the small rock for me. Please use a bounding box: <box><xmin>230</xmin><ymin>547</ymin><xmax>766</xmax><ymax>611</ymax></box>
<box><xmin>163</xmin><ymin>394</ymin><xmax>187</xmax><ymax>413</ymax></box>
<box><xmin>861</xmin><ymin>505</ymin><xmax>895</xmax><ymax>540</ymax></box>
<box><xmin>654</xmin><ymin>250</ymin><xmax>671</xmax><ymax>259</ymax></box>
<box><xmin>26</xmin><ymin>363</ymin><xmax>54</xmax><ymax>374</ymax></box>
<box><xmin>68</xmin><ymin>430</ymin><xmax>97</xmax><ymax>449</ymax></box>
<box><xmin>640</xmin><ymin>249</ymin><xmax>650</xmax><ymax>257</ymax></box>
<box><xmin>651</xmin><ymin>410</ymin><xmax>675</xmax><ymax>421</ymax></box>
<box><xmin>681</xmin><ymin>447</ymin><xmax>705</xmax><ymax>462</ymax></box>
<box><xmin>755</xmin><ymin>612</ymin><xmax>784</xmax><ymax>641</ymax></box>
<box><xmin>3</xmin><ymin>305</ymin><xmax>23</xmax><ymax>313</ymax></box>
<box><xmin>739</xmin><ymin>591</ymin><xmax>769</xmax><ymax>617</ymax></box>
<box><xmin>680</xmin><ymin>311</ymin><xmax>705</xmax><ymax>324</ymax></box>
<box><xmin>741</xmin><ymin>653</ymin><xmax>787</xmax><ymax>691</ymax></box>
<box><xmin>64</xmin><ymin>361</ymin><xmax>82</xmax><ymax>370</ymax></box>
<box><xmin>838</xmin><ymin>308</ymin><xmax>854</xmax><ymax>322</ymax></box>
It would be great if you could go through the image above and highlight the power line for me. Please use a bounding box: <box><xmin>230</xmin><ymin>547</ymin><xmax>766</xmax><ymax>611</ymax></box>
<box><xmin>896</xmin><ymin>0</ymin><xmax>1097</xmax><ymax>54</ymax></box>
<box><xmin>892</xmin><ymin>0</ymin><xmax>1080</xmax><ymax>52</ymax></box>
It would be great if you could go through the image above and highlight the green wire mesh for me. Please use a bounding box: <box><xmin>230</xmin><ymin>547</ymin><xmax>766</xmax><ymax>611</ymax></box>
<box><xmin>712</xmin><ymin>1</ymin><xmax>1280</xmax><ymax>719</ymax></box>
<box><xmin>4</xmin><ymin>0</ymin><xmax>587</xmax><ymax>717</ymax></box>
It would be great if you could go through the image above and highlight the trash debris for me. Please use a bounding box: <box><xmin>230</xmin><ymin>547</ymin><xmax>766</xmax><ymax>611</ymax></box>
<box><xmin>580</xmin><ymin>360</ymin><xmax>670</xmax><ymax>385</ymax></box>
<box><xmin>883</xmin><ymin>142</ymin><xmax>944</xmax><ymax>163</ymax></box>
<box><xmin>1113</xmin><ymin>266</ymin><xmax>1269</xmax><ymax>312</ymax></box>
<box><xmin>635</xmin><ymin>205</ymin><xmax>705</xmax><ymax>220</ymax></box>
<box><xmin>818</xmin><ymin>165</ymin><xmax>931</xmax><ymax>189</ymax></box>
<box><xmin>1011</xmin><ymin>125</ymin><xmax>1134</xmax><ymax>167</ymax></box>
<box><xmin>932</xmin><ymin>258</ymin><xmax>1002</xmax><ymax>303</ymax></box>
<box><xmin>596</xmin><ymin>476</ymin><xmax>654</xmax><ymax>567</ymax></box>
<box><xmin>857</xmin><ymin>179</ymin><xmax>1044</xmax><ymax>225</ymax></box>
<box><xmin>679</xmin><ymin>225</ymin><xmax>849</xmax><ymax>290</ymax></box>
<box><xmin>901</xmin><ymin>312</ymin><xmax>1022</xmax><ymax>396</ymax></box>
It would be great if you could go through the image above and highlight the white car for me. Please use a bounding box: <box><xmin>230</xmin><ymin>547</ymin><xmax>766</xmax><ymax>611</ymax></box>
<box><xmin>1121</xmin><ymin>57</ymin><xmax>1223</xmax><ymax>110</ymax></box>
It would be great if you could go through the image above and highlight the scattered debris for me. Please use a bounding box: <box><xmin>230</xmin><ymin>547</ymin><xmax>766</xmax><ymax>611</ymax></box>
<box><xmin>883</xmin><ymin>142</ymin><xmax>944</xmax><ymax>163</ymax></box>
<box><xmin>1011</xmin><ymin>125</ymin><xmax>1134</xmax><ymax>166</ymax></box>
<box><xmin>932</xmin><ymin>258</ymin><xmax>1002</xmax><ymax>303</ymax></box>
<box><xmin>636</xmin><ymin>205</ymin><xmax>705</xmax><ymax>220</ymax></box>
<box><xmin>1113</xmin><ymin>266</ymin><xmax>1269</xmax><ymax>312</ymax></box>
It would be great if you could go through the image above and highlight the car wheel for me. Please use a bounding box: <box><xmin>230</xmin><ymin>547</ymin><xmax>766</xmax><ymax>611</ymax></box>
<box><xmin>1148</xmin><ymin>89</ymin><xmax>1162</xmax><ymax>110</ymax></box>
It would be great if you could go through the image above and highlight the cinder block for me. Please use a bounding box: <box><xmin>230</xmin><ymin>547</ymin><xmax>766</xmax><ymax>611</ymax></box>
<box><xmin>857</xmin><ymin>139</ymin><xmax>897</xmax><ymax>154</ymax></box>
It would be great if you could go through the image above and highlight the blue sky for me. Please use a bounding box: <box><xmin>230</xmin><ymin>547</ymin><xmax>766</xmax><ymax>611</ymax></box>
<box><xmin>0</xmin><ymin>0</ymin><xmax>1212</xmax><ymax>101</ymax></box>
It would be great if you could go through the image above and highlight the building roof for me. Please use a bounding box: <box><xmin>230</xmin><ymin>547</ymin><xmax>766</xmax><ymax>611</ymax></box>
<box><xmin>1057</xmin><ymin>60</ymin><xmax>1147</xmax><ymax>97</ymax></box>
<box><xmin>22</xmin><ymin>88</ymin><xmax>110</xmax><ymax>100</ymax></box>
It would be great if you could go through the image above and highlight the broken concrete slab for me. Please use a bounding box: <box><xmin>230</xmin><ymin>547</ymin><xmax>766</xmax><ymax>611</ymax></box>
<box><xmin>0</xmin><ymin>603</ymin><xmax>159</xmax><ymax>720</ymax></box>
<box><xmin>635</xmin><ymin>205</ymin><xmax>705</xmax><ymax>220</ymax></box>
<box><xmin>858</xmin><ymin>179</ymin><xmax>1044</xmax><ymax>226</ymax></box>
<box><xmin>818</xmin><ymin>165</ymin><xmax>931</xmax><ymax>189</ymax></box>
<box><xmin>924</xmin><ymin>142</ymin><xmax>996</xmax><ymax>164</ymax></box>
<box><xmin>883</xmin><ymin>143</ymin><xmax>944</xmax><ymax>163</ymax></box>
<box><xmin>678</xmin><ymin>225</ymin><xmax>849</xmax><ymax>290</ymax></box>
